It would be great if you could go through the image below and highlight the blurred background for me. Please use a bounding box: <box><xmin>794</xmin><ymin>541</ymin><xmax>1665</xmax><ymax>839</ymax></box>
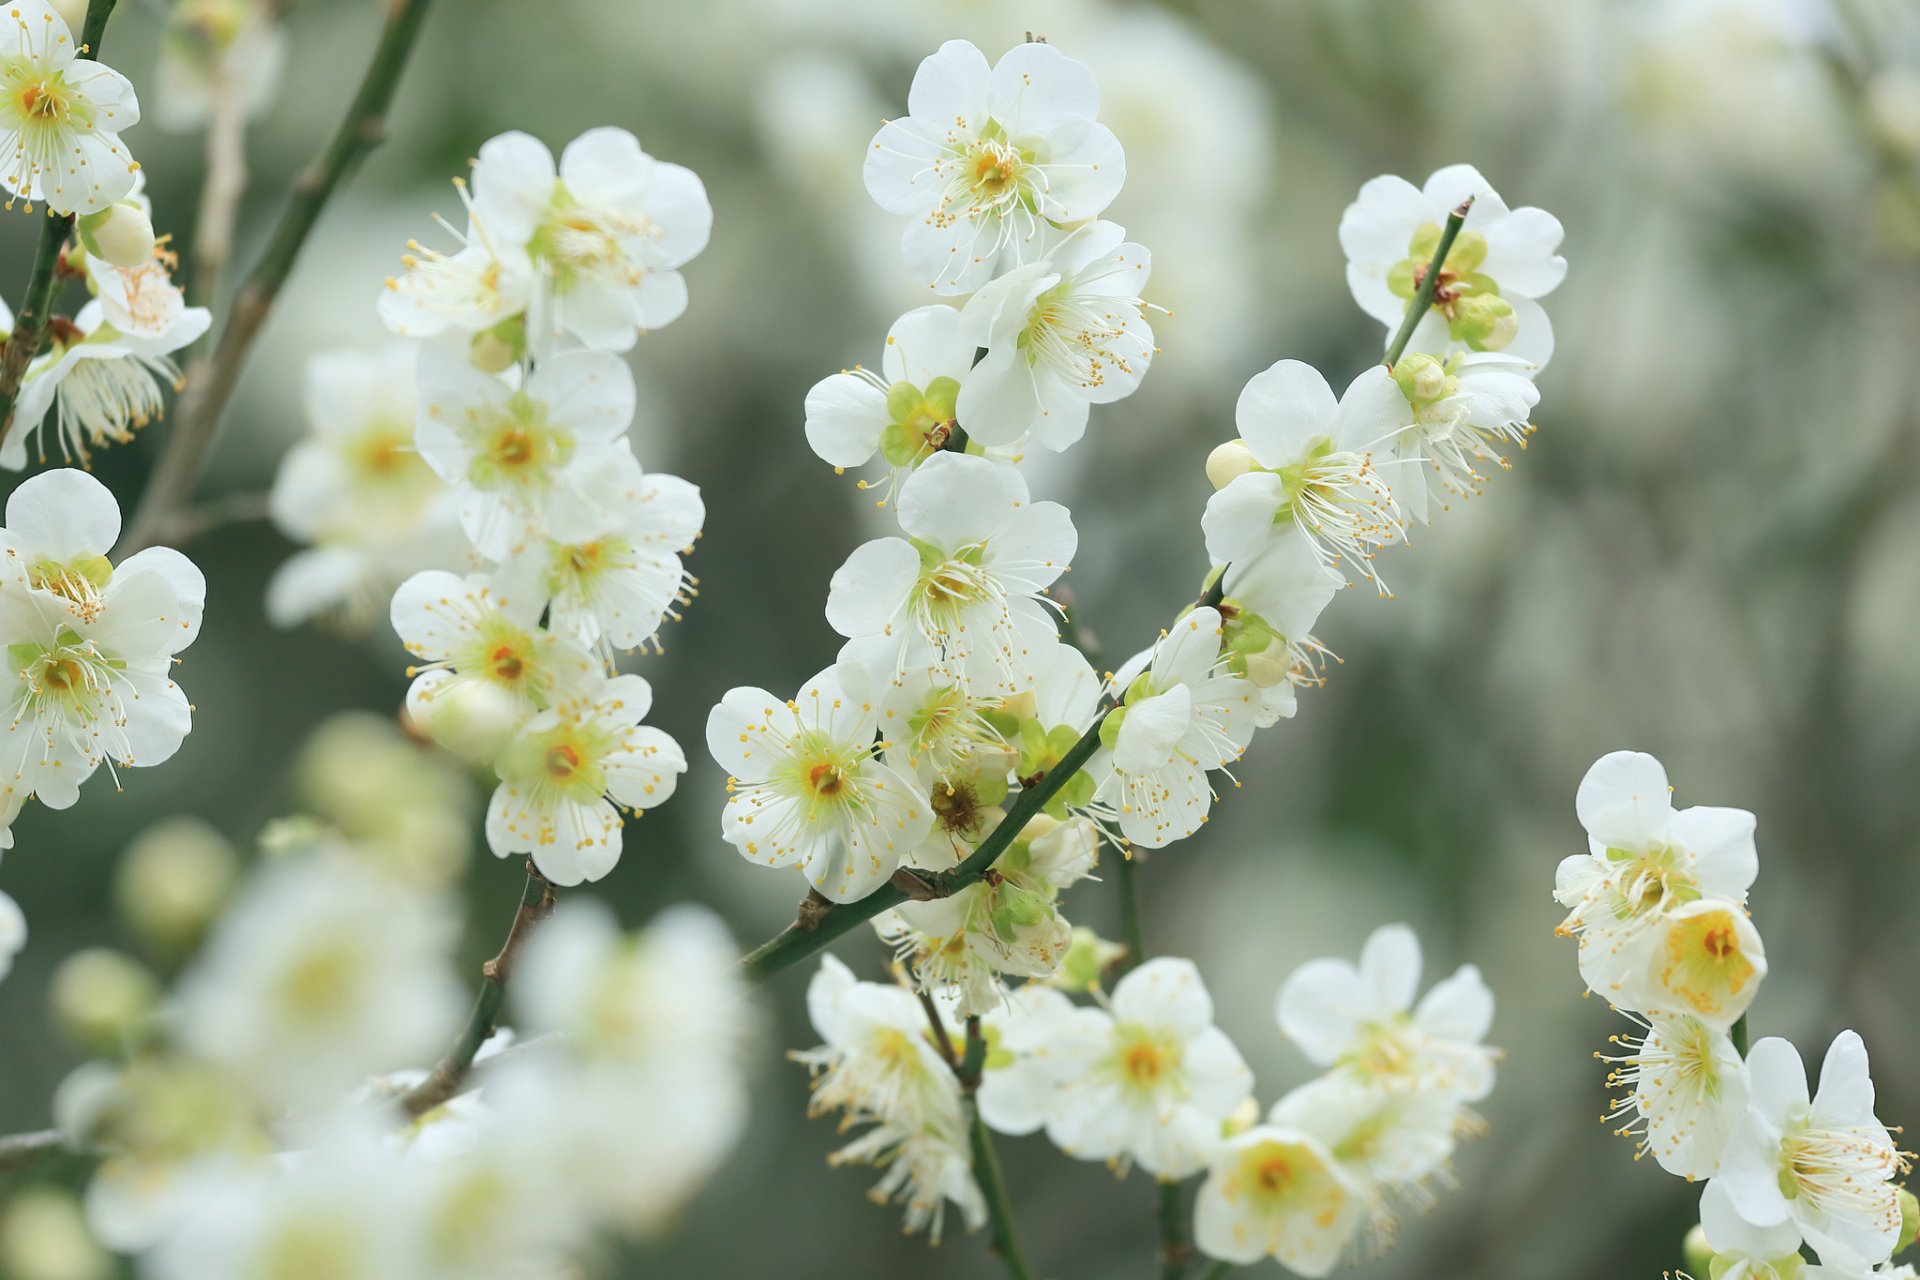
<box><xmin>3</xmin><ymin>0</ymin><xmax>1919</xmax><ymax>1276</ymax></box>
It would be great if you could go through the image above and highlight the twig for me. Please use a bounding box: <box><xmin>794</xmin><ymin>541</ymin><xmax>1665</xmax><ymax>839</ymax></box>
<box><xmin>190</xmin><ymin>58</ymin><xmax>250</xmax><ymax>316</ymax></box>
<box><xmin>400</xmin><ymin>861</ymin><xmax>553</xmax><ymax>1118</ymax></box>
<box><xmin>1159</xmin><ymin>1179</ymin><xmax>1193</xmax><ymax>1279</ymax></box>
<box><xmin>964</xmin><ymin>1017</ymin><xmax>1035</xmax><ymax>1280</ymax></box>
<box><xmin>0</xmin><ymin>1128</ymin><xmax>68</xmax><ymax>1173</ymax></box>
<box><xmin>917</xmin><ymin>983</ymin><xmax>960</xmax><ymax>1072</ymax></box>
<box><xmin>1196</xmin><ymin>1263</ymin><xmax>1232</xmax><ymax>1280</ymax></box>
<box><xmin>0</xmin><ymin>0</ymin><xmax>120</xmax><ymax>451</ymax></box>
<box><xmin>1382</xmin><ymin>196</ymin><xmax>1473</xmax><ymax>369</ymax></box>
<box><xmin>120</xmin><ymin>0</ymin><xmax>437</xmax><ymax>555</ymax></box>
<box><xmin>738</xmin><ymin>712</ymin><xmax>1107</xmax><ymax>985</ymax></box>
<box><xmin>150</xmin><ymin>488</ymin><xmax>272</xmax><ymax>546</ymax></box>
<box><xmin>1114</xmin><ymin>847</ymin><xmax>1146</xmax><ymax>976</ymax></box>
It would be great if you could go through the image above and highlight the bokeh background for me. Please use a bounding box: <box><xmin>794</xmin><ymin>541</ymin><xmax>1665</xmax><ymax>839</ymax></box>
<box><xmin>4</xmin><ymin>0</ymin><xmax>1919</xmax><ymax>1276</ymax></box>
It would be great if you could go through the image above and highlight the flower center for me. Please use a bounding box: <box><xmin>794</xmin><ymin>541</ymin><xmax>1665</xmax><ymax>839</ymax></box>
<box><xmin>807</xmin><ymin>761</ymin><xmax>846</xmax><ymax>796</ymax></box>
<box><xmin>16</xmin><ymin>77</ymin><xmax>69</xmax><ymax>124</ymax></box>
<box><xmin>1110</xmin><ymin>1022</ymin><xmax>1184</xmax><ymax>1097</ymax></box>
<box><xmin>489</xmin><ymin>643</ymin><xmax>525</xmax><ymax>681</ymax></box>
<box><xmin>545</xmin><ymin>742</ymin><xmax>581</xmax><ymax>778</ymax></box>
<box><xmin>1659</xmin><ymin>907</ymin><xmax>1757</xmax><ymax>1017</ymax></box>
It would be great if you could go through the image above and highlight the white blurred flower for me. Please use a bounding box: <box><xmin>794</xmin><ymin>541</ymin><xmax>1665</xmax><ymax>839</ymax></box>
<box><xmin>267</xmin><ymin>345</ymin><xmax>466</xmax><ymax>631</ymax></box>
<box><xmin>864</xmin><ymin>39</ymin><xmax>1125</xmax><ymax>294</ymax></box>
<box><xmin>170</xmin><ymin>856</ymin><xmax>466</xmax><ymax>1109</ymax></box>
<box><xmin>956</xmin><ymin>220</ymin><xmax>1155</xmax><ymax>452</ymax></box>
<box><xmin>0</xmin><ymin>0</ymin><xmax>140</xmax><ymax>215</ymax></box>
<box><xmin>468</xmin><ymin>127</ymin><xmax>713</xmax><ymax>351</ymax></box>
<box><xmin>150</xmin><ymin>0</ymin><xmax>286</xmax><ymax>133</ymax></box>
<box><xmin>485</xmin><ymin>673</ymin><xmax>686</xmax><ymax>886</ymax></box>
<box><xmin>971</xmin><ymin>982</ymin><xmax>1078</xmax><ymax>1136</ymax></box>
<box><xmin>1276</xmin><ymin>923</ymin><xmax>1499</xmax><ymax>1102</ymax></box>
<box><xmin>0</xmin><ymin>888</ymin><xmax>24</xmax><ymax>983</ymax></box>
<box><xmin>1192</xmin><ymin>1121</ymin><xmax>1366</xmax><ymax>1276</ymax></box>
<box><xmin>1093</xmin><ymin>606</ymin><xmax>1258</xmax><ymax>849</ymax></box>
<box><xmin>1557</xmin><ymin>750</ymin><xmax>1766</xmax><ymax>1027</ymax></box>
<box><xmin>1</xmin><ymin>300</ymin><xmax>209</xmax><ymax>471</ymax></box>
<box><xmin>707</xmin><ymin>665</ymin><xmax>933</xmax><ymax>902</ymax></box>
<box><xmin>1040</xmin><ymin>956</ymin><xmax>1252</xmax><ymax>1177</ymax></box>
<box><xmin>413</xmin><ymin>345</ymin><xmax>638</xmax><ymax>559</ymax></box>
<box><xmin>827</xmin><ymin>452</ymin><xmax>1074</xmax><ymax>696</ymax></box>
<box><xmin>1340</xmin><ymin>163</ymin><xmax>1565</xmax><ymax>366</ymax></box>
<box><xmin>1711</xmin><ymin>1032</ymin><xmax>1905</xmax><ymax>1269</ymax></box>
<box><xmin>1201</xmin><ymin>361</ymin><xmax>1408</xmax><ymax>591</ymax></box>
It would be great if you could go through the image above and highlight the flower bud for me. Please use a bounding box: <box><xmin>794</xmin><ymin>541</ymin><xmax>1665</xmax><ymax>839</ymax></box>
<box><xmin>1898</xmin><ymin>1186</ymin><xmax>1918</xmax><ymax>1254</ymax></box>
<box><xmin>1048</xmin><ymin>926</ymin><xmax>1125</xmax><ymax>992</ymax></box>
<box><xmin>47</xmin><ymin>0</ymin><xmax>87</xmax><ymax>37</ymax></box>
<box><xmin>114</xmin><ymin>816</ymin><xmax>238</xmax><ymax>954</ymax></box>
<box><xmin>1452</xmin><ymin>294</ymin><xmax>1517</xmax><ymax>352</ymax></box>
<box><xmin>1223</xmin><ymin>1095</ymin><xmax>1261</xmax><ymax>1137</ymax></box>
<box><xmin>50</xmin><ymin>949</ymin><xmax>160</xmax><ymax>1051</ymax></box>
<box><xmin>1205</xmin><ymin>439</ymin><xmax>1256</xmax><ymax>490</ymax></box>
<box><xmin>1682</xmin><ymin>1225</ymin><xmax>1713</xmax><ymax>1278</ymax></box>
<box><xmin>1390</xmin><ymin>352</ymin><xmax>1452</xmax><ymax>407</ymax></box>
<box><xmin>78</xmin><ymin>202</ymin><xmax>156</xmax><ymax>270</ymax></box>
<box><xmin>469</xmin><ymin>317</ymin><xmax>525</xmax><ymax>374</ymax></box>
<box><xmin>406</xmin><ymin>676</ymin><xmax>520</xmax><ymax>764</ymax></box>
<box><xmin>0</xmin><ymin>1187</ymin><xmax>112</xmax><ymax>1280</ymax></box>
<box><xmin>1239</xmin><ymin>634</ymin><xmax>1295</xmax><ymax>689</ymax></box>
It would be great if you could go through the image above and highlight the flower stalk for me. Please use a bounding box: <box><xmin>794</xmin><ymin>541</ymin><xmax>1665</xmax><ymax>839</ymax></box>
<box><xmin>1382</xmin><ymin>196</ymin><xmax>1473</xmax><ymax>369</ymax></box>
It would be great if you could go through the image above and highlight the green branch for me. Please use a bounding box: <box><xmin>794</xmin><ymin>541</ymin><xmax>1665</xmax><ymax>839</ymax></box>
<box><xmin>1159</xmin><ymin>1179</ymin><xmax>1194</xmax><ymax>1279</ymax></box>
<box><xmin>0</xmin><ymin>0</ymin><xmax>121</xmax><ymax>452</ymax></box>
<box><xmin>1114</xmin><ymin>847</ymin><xmax>1146</xmax><ymax>976</ymax></box>
<box><xmin>120</xmin><ymin>0</ymin><xmax>436</xmax><ymax>554</ymax></box>
<box><xmin>1382</xmin><ymin>196</ymin><xmax>1473</xmax><ymax>369</ymax></box>
<box><xmin>400</xmin><ymin>862</ymin><xmax>553</xmax><ymax>1118</ymax></box>
<box><xmin>0</xmin><ymin>1128</ymin><xmax>69</xmax><ymax>1174</ymax></box>
<box><xmin>740</xmin><ymin>713</ymin><xmax>1108</xmax><ymax>985</ymax></box>
<box><xmin>963</xmin><ymin>1009</ymin><xmax>1035</xmax><ymax>1280</ymax></box>
<box><xmin>1730</xmin><ymin>1013</ymin><xmax>1749</xmax><ymax>1058</ymax></box>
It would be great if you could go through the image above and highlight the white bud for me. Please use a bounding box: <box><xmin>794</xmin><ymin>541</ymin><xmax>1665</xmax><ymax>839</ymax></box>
<box><xmin>86</xmin><ymin>203</ymin><xmax>156</xmax><ymax>270</ymax></box>
<box><xmin>48</xmin><ymin>0</ymin><xmax>87</xmax><ymax>37</ymax></box>
<box><xmin>1239</xmin><ymin>635</ymin><xmax>1295</xmax><ymax>689</ymax></box>
<box><xmin>1205</xmin><ymin>439</ymin><xmax>1256</xmax><ymax>491</ymax></box>
<box><xmin>0</xmin><ymin>1187</ymin><xmax>112</xmax><ymax>1280</ymax></box>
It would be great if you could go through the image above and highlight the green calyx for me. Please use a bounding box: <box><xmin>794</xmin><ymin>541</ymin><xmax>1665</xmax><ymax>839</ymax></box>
<box><xmin>1015</xmin><ymin>718</ymin><xmax>1097</xmax><ymax>819</ymax></box>
<box><xmin>1897</xmin><ymin>1186</ymin><xmax>1918</xmax><ymax>1254</ymax></box>
<box><xmin>1388</xmin><ymin>222</ymin><xmax>1516</xmax><ymax>351</ymax></box>
<box><xmin>880</xmin><ymin>377</ymin><xmax>961</xmax><ymax>466</ymax></box>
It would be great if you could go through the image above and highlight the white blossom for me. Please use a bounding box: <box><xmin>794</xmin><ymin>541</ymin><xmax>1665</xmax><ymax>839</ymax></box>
<box><xmin>0</xmin><ymin>0</ymin><xmax>140</xmax><ymax>215</ymax></box>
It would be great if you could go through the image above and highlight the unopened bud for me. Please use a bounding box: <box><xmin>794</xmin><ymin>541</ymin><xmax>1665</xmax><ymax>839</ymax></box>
<box><xmin>1239</xmin><ymin>634</ymin><xmax>1295</xmax><ymax>689</ymax></box>
<box><xmin>77</xmin><ymin>203</ymin><xmax>156</xmax><ymax>270</ymax></box>
<box><xmin>115</xmin><ymin>816</ymin><xmax>238</xmax><ymax>953</ymax></box>
<box><xmin>0</xmin><ymin>1187</ymin><xmax>112</xmax><ymax>1280</ymax></box>
<box><xmin>51</xmin><ymin>949</ymin><xmax>159</xmax><ymax>1051</ymax></box>
<box><xmin>1898</xmin><ymin>1186</ymin><xmax>1918</xmax><ymax>1254</ymax></box>
<box><xmin>0</xmin><ymin>888</ymin><xmax>24</xmax><ymax>982</ymax></box>
<box><xmin>406</xmin><ymin>676</ymin><xmax>520</xmax><ymax>764</ymax></box>
<box><xmin>1048</xmin><ymin>926</ymin><xmax>1125</xmax><ymax>992</ymax></box>
<box><xmin>1390</xmin><ymin>352</ymin><xmax>1451</xmax><ymax>407</ymax></box>
<box><xmin>1453</xmin><ymin>293</ymin><xmax>1517</xmax><ymax>352</ymax></box>
<box><xmin>1205</xmin><ymin>439</ymin><xmax>1256</xmax><ymax>490</ymax></box>
<box><xmin>468</xmin><ymin>317</ymin><xmax>524</xmax><ymax>374</ymax></box>
<box><xmin>1681</xmin><ymin>1224</ymin><xmax>1713</xmax><ymax>1278</ymax></box>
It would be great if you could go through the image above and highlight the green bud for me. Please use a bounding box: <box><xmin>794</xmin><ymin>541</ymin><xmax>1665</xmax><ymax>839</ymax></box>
<box><xmin>51</xmin><ymin>949</ymin><xmax>160</xmax><ymax>1051</ymax></box>
<box><xmin>989</xmin><ymin>883</ymin><xmax>1054</xmax><ymax>936</ymax></box>
<box><xmin>1050</xmin><ymin>926</ymin><xmax>1125</xmax><ymax>992</ymax></box>
<box><xmin>114</xmin><ymin>816</ymin><xmax>240</xmax><ymax>955</ymax></box>
<box><xmin>76</xmin><ymin>202</ymin><xmax>155</xmax><ymax>270</ymax></box>
<box><xmin>1390</xmin><ymin>352</ymin><xmax>1452</xmax><ymax>407</ymax></box>
<box><xmin>1682</xmin><ymin>1225</ymin><xmax>1713</xmax><ymax>1278</ymax></box>
<box><xmin>0</xmin><ymin>1186</ymin><xmax>112</xmax><ymax>1280</ymax></box>
<box><xmin>1451</xmin><ymin>294</ymin><xmax>1517</xmax><ymax>352</ymax></box>
<box><xmin>1898</xmin><ymin>1186</ymin><xmax>1918</xmax><ymax>1254</ymax></box>
<box><xmin>1097</xmin><ymin>706</ymin><xmax>1128</xmax><ymax>750</ymax></box>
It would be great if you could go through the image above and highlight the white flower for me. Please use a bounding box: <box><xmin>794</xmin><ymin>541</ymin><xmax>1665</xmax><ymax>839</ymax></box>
<box><xmin>869</xmin><ymin>661</ymin><xmax>1019</xmax><ymax>793</ymax></box>
<box><xmin>865</xmin><ymin>39</ymin><xmax>1125</xmax><ymax>295</ymax></box>
<box><xmin>1340</xmin><ymin>164</ymin><xmax>1566</xmax><ymax>366</ymax></box>
<box><xmin>1382</xmin><ymin>350</ymin><xmax>1541</xmax><ymax>524</ymax></box>
<box><xmin>378</xmin><ymin>203</ymin><xmax>535</xmax><ymax>341</ymax></box>
<box><xmin>0</xmin><ymin>888</ymin><xmax>24</xmax><ymax>983</ymax></box>
<box><xmin>972</xmin><ymin>982</ymin><xmax>1080</xmax><ymax>1137</ymax></box>
<box><xmin>413</xmin><ymin>346</ymin><xmax>638</xmax><ymax>559</ymax></box>
<box><xmin>468</xmin><ymin>127</ymin><xmax>712</xmax><ymax>351</ymax></box>
<box><xmin>1193</xmin><ymin>1123</ymin><xmax>1366</xmax><ymax>1274</ymax></box>
<box><xmin>1599</xmin><ymin>1010</ymin><xmax>1750</xmax><ymax>1179</ymax></box>
<box><xmin>266</xmin><ymin>345</ymin><xmax>466</xmax><ymax>631</ymax></box>
<box><xmin>795</xmin><ymin>956</ymin><xmax>984</xmax><ymax>1242</ymax></box>
<box><xmin>1695</xmin><ymin>1179</ymin><xmax>1833</xmax><ymax>1280</ymax></box>
<box><xmin>707</xmin><ymin>665</ymin><xmax>933</xmax><ymax>902</ymax></box>
<box><xmin>151</xmin><ymin>0</ymin><xmax>287</xmax><ymax>133</ymax></box>
<box><xmin>827</xmin><ymin>452</ymin><xmax>1074</xmax><ymax>697</ymax></box>
<box><xmin>803</xmin><ymin>303</ymin><xmax>973</xmax><ymax>485</ymax></box>
<box><xmin>488</xmin><ymin>447</ymin><xmax>702</xmax><ymax>655</ymax></box>
<box><xmin>170</xmin><ymin>855</ymin><xmax>466</xmax><ymax>1110</ymax></box>
<box><xmin>1041</xmin><ymin>956</ymin><xmax>1253</xmax><ymax>1177</ymax></box>
<box><xmin>0</xmin><ymin>471</ymin><xmax>202</xmax><ymax>809</ymax></box>
<box><xmin>485</xmin><ymin>673</ymin><xmax>687</xmax><ymax>886</ymax></box>
<box><xmin>1093</xmin><ymin>606</ymin><xmax>1259</xmax><ymax>850</ymax></box>
<box><xmin>390</xmin><ymin>570</ymin><xmax>598</xmax><ymax>751</ymax></box>
<box><xmin>1711</xmin><ymin>1032</ymin><xmax>1905</xmax><ymax>1268</ymax></box>
<box><xmin>1</xmin><ymin>299</ymin><xmax>209</xmax><ymax>470</ymax></box>
<box><xmin>0</xmin><ymin>0</ymin><xmax>140</xmax><ymax>215</ymax></box>
<box><xmin>1218</xmin><ymin>529</ymin><xmax>1342</xmax><ymax>726</ymax></box>
<box><xmin>1276</xmin><ymin>923</ymin><xmax>1499</xmax><ymax>1101</ymax></box>
<box><xmin>1557</xmin><ymin>750</ymin><xmax>1767</xmax><ymax>1027</ymax></box>
<box><xmin>956</xmin><ymin>220</ymin><xmax>1155</xmax><ymax>452</ymax></box>
<box><xmin>84</xmin><ymin>235</ymin><xmax>188</xmax><ymax>340</ymax></box>
<box><xmin>1201</xmin><ymin>361</ymin><xmax>1409</xmax><ymax>591</ymax></box>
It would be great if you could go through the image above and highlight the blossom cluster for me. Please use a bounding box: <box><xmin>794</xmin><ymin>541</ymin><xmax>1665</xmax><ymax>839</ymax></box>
<box><xmin>712</xmin><ymin>34</ymin><xmax>1569</xmax><ymax>1274</ymax></box>
<box><xmin>1557</xmin><ymin>751</ymin><xmax>1916</xmax><ymax>1279</ymax></box>
<box><xmin>800</xmin><ymin>924</ymin><xmax>1497</xmax><ymax>1273</ymax></box>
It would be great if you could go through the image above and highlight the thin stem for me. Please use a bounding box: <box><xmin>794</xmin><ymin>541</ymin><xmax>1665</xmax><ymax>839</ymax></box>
<box><xmin>0</xmin><ymin>1128</ymin><xmax>68</xmax><ymax>1173</ymax></box>
<box><xmin>964</xmin><ymin>1017</ymin><xmax>1035</xmax><ymax>1280</ymax></box>
<box><xmin>1382</xmin><ymin>196</ymin><xmax>1473</xmax><ymax>369</ymax></box>
<box><xmin>1197</xmin><ymin>1263</ymin><xmax>1233</xmax><ymax>1280</ymax></box>
<box><xmin>739</xmin><ymin>712</ymin><xmax>1108</xmax><ymax>985</ymax></box>
<box><xmin>1158</xmin><ymin>1180</ymin><xmax>1193</xmax><ymax>1280</ymax></box>
<box><xmin>917</xmin><ymin>984</ymin><xmax>960</xmax><ymax>1072</ymax></box>
<box><xmin>1114</xmin><ymin>848</ymin><xmax>1146</xmax><ymax>976</ymax></box>
<box><xmin>1731</xmin><ymin>1013</ymin><xmax>1749</xmax><ymax>1058</ymax></box>
<box><xmin>190</xmin><ymin>59</ymin><xmax>250</xmax><ymax>317</ymax></box>
<box><xmin>0</xmin><ymin>0</ymin><xmax>120</xmax><ymax>451</ymax></box>
<box><xmin>400</xmin><ymin>861</ymin><xmax>553</xmax><ymax>1118</ymax></box>
<box><xmin>120</xmin><ymin>0</ymin><xmax>437</xmax><ymax>555</ymax></box>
